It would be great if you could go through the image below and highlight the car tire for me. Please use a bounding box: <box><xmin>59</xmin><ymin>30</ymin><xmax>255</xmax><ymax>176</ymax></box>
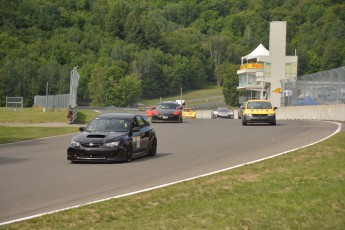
<box><xmin>242</xmin><ymin>118</ymin><xmax>247</xmax><ymax>126</ymax></box>
<box><xmin>148</xmin><ymin>137</ymin><xmax>157</xmax><ymax>156</ymax></box>
<box><xmin>125</xmin><ymin>144</ymin><xmax>133</xmax><ymax>162</ymax></box>
<box><xmin>270</xmin><ymin>120</ymin><xmax>277</xmax><ymax>126</ymax></box>
<box><xmin>179</xmin><ymin>115</ymin><xmax>183</xmax><ymax>123</ymax></box>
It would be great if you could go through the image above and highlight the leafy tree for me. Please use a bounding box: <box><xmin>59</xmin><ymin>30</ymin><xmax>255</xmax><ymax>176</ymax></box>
<box><xmin>214</xmin><ymin>63</ymin><xmax>227</xmax><ymax>87</ymax></box>
<box><xmin>222</xmin><ymin>64</ymin><xmax>240</xmax><ymax>107</ymax></box>
<box><xmin>89</xmin><ymin>0</ymin><xmax>108</xmax><ymax>28</ymax></box>
<box><xmin>113</xmin><ymin>74</ymin><xmax>142</xmax><ymax>107</ymax></box>
<box><xmin>304</xmin><ymin>51</ymin><xmax>322</xmax><ymax>74</ymax></box>
<box><xmin>88</xmin><ymin>65</ymin><xmax>108</xmax><ymax>106</ymax></box>
<box><xmin>36</xmin><ymin>2</ymin><xmax>63</xmax><ymax>31</ymax></box>
<box><xmin>36</xmin><ymin>60</ymin><xmax>62</xmax><ymax>95</ymax></box>
<box><xmin>0</xmin><ymin>0</ymin><xmax>344</xmax><ymax>107</ymax></box>
<box><xmin>124</xmin><ymin>11</ymin><xmax>145</xmax><ymax>47</ymax></box>
<box><xmin>105</xmin><ymin>0</ymin><xmax>131</xmax><ymax>39</ymax></box>
<box><xmin>132</xmin><ymin>49</ymin><xmax>170</xmax><ymax>98</ymax></box>
<box><xmin>162</xmin><ymin>28</ymin><xmax>204</xmax><ymax>57</ymax></box>
<box><xmin>207</xmin><ymin>35</ymin><xmax>229</xmax><ymax>86</ymax></box>
<box><xmin>88</xmin><ymin>64</ymin><xmax>141</xmax><ymax>107</ymax></box>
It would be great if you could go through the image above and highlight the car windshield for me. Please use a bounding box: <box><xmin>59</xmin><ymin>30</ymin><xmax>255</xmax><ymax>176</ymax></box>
<box><xmin>85</xmin><ymin>118</ymin><xmax>130</xmax><ymax>132</ymax></box>
<box><xmin>247</xmin><ymin>102</ymin><xmax>272</xmax><ymax>109</ymax></box>
<box><xmin>156</xmin><ymin>103</ymin><xmax>177</xmax><ymax>110</ymax></box>
<box><xmin>216</xmin><ymin>109</ymin><xmax>230</xmax><ymax>112</ymax></box>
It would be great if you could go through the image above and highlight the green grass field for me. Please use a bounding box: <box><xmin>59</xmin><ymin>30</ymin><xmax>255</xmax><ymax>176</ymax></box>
<box><xmin>0</xmin><ymin>107</ymin><xmax>98</xmax><ymax>124</ymax></box>
<box><xmin>0</xmin><ymin>107</ymin><xmax>99</xmax><ymax>144</ymax></box>
<box><xmin>140</xmin><ymin>86</ymin><xmax>224</xmax><ymax>107</ymax></box>
<box><xmin>0</xmin><ymin>126</ymin><xmax>78</xmax><ymax>144</ymax></box>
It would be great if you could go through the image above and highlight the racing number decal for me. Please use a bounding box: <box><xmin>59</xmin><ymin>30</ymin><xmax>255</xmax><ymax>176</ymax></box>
<box><xmin>133</xmin><ymin>136</ymin><xmax>140</xmax><ymax>148</ymax></box>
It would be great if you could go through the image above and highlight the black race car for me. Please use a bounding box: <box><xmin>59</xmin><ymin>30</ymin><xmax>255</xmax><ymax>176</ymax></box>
<box><xmin>67</xmin><ymin>113</ymin><xmax>157</xmax><ymax>163</ymax></box>
<box><xmin>151</xmin><ymin>101</ymin><xmax>183</xmax><ymax>123</ymax></box>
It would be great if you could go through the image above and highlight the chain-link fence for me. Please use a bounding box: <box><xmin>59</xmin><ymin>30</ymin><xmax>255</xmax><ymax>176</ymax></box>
<box><xmin>5</xmin><ymin>97</ymin><xmax>23</xmax><ymax>111</ymax></box>
<box><xmin>33</xmin><ymin>67</ymin><xmax>80</xmax><ymax>123</ymax></box>
<box><xmin>34</xmin><ymin>94</ymin><xmax>70</xmax><ymax>109</ymax></box>
<box><xmin>281</xmin><ymin>66</ymin><xmax>345</xmax><ymax>107</ymax></box>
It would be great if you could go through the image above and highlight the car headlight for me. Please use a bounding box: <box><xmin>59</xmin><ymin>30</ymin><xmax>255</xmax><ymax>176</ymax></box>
<box><xmin>243</xmin><ymin>113</ymin><xmax>252</xmax><ymax>117</ymax></box>
<box><xmin>71</xmin><ymin>140</ymin><xmax>81</xmax><ymax>148</ymax></box>
<box><xmin>268</xmin><ymin>113</ymin><xmax>275</xmax><ymax>116</ymax></box>
<box><xmin>103</xmin><ymin>141</ymin><xmax>120</xmax><ymax>148</ymax></box>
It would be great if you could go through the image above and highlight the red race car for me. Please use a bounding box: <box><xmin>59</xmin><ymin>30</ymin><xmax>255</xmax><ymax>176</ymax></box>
<box><xmin>146</xmin><ymin>106</ymin><xmax>155</xmax><ymax>117</ymax></box>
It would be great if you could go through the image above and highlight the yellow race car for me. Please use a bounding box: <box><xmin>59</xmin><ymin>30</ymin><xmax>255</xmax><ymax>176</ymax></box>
<box><xmin>182</xmin><ymin>108</ymin><xmax>196</xmax><ymax>118</ymax></box>
<box><xmin>242</xmin><ymin>100</ymin><xmax>277</xmax><ymax>125</ymax></box>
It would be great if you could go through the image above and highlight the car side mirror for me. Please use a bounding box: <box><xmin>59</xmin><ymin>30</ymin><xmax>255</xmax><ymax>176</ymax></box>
<box><xmin>133</xmin><ymin>127</ymin><xmax>140</xmax><ymax>132</ymax></box>
<box><xmin>79</xmin><ymin>127</ymin><xmax>85</xmax><ymax>132</ymax></box>
<box><xmin>274</xmin><ymin>107</ymin><xmax>278</xmax><ymax>110</ymax></box>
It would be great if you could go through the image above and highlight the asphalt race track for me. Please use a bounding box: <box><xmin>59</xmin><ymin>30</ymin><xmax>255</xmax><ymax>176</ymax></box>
<box><xmin>0</xmin><ymin>119</ymin><xmax>340</xmax><ymax>224</ymax></box>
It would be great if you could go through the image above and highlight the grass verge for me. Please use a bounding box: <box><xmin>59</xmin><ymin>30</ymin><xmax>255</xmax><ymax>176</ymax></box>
<box><xmin>0</xmin><ymin>126</ymin><xmax>79</xmax><ymax>144</ymax></box>
<box><xmin>2</xmin><ymin>131</ymin><xmax>344</xmax><ymax>229</ymax></box>
<box><xmin>0</xmin><ymin>107</ymin><xmax>98</xmax><ymax>124</ymax></box>
<box><xmin>140</xmin><ymin>86</ymin><xmax>224</xmax><ymax>107</ymax></box>
<box><xmin>0</xmin><ymin>107</ymin><xmax>98</xmax><ymax>144</ymax></box>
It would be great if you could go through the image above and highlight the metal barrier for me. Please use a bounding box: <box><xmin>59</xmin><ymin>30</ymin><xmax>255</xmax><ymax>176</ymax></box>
<box><xmin>276</xmin><ymin>104</ymin><xmax>345</xmax><ymax>122</ymax></box>
<box><xmin>196</xmin><ymin>104</ymin><xmax>345</xmax><ymax>122</ymax></box>
<box><xmin>6</xmin><ymin>97</ymin><xmax>23</xmax><ymax>111</ymax></box>
<box><xmin>34</xmin><ymin>94</ymin><xmax>70</xmax><ymax>109</ymax></box>
<box><xmin>34</xmin><ymin>66</ymin><xmax>80</xmax><ymax>124</ymax></box>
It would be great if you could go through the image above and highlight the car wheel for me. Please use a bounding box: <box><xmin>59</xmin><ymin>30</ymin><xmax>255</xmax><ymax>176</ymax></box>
<box><xmin>242</xmin><ymin>118</ymin><xmax>247</xmax><ymax>126</ymax></box>
<box><xmin>270</xmin><ymin>120</ymin><xmax>277</xmax><ymax>126</ymax></box>
<box><xmin>125</xmin><ymin>144</ymin><xmax>133</xmax><ymax>162</ymax></box>
<box><xmin>148</xmin><ymin>137</ymin><xmax>157</xmax><ymax>156</ymax></box>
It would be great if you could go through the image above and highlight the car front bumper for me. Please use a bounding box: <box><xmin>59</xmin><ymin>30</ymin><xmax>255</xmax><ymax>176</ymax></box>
<box><xmin>151</xmin><ymin>115</ymin><xmax>181</xmax><ymax>122</ymax></box>
<box><xmin>214</xmin><ymin>114</ymin><xmax>234</xmax><ymax>119</ymax></box>
<box><xmin>67</xmin><ymin>146</ymin><xmax>127</xmax><ymax>162</ymax></box>
<box><xmin>183</xmin><ymin>114</ymin><xmax>196</xmax><ymax>118</ymax></box>
<box><xmin>243</xmin><ymin>114</ymin><xmax>276</xmax><ymax>123</ymax></box>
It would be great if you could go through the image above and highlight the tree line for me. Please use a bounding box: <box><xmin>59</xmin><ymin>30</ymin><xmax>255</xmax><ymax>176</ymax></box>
<box><xmin>0</xmin><ymin>0</ymin><xmax>344</xmax><ymax>107</ymax></box>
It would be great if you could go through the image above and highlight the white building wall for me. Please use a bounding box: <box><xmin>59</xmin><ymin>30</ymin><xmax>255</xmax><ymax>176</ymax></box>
<box><xmin>258</xmin><ymin>21</ymin><xmax>298</xmax><ymax>108</ymax></box>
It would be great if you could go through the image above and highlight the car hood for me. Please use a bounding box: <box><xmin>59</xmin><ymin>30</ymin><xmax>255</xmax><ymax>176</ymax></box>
<box><xmin>215</xmin><ymin>111</ymin><xmax>233</xmax><ymax>115</ymax></box>
<box><xmin>73</xmin><ymin>131</ymin><xmax>127</xmax><ymax>143</ymax></box>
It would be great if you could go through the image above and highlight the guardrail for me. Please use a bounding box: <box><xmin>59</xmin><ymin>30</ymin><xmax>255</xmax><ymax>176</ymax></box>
<box><xmin>276</xmin><ymin>104</ymin><xmax>345</xmax><ymax>122</ymax></box>
<box><xmin>195</xmin><ymin>104</ymin><xmax>345</xmax><ymax>121</ymax></box>
<box><xmin>78</xmin><ymin>104</ymin><xmax>345</xmax><ymax>122</ymax></box>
